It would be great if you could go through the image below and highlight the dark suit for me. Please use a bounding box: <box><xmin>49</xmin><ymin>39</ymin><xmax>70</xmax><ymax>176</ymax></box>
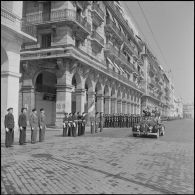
<box><xmin>39</xmin><ymin>113</ymin><xmax>46</xmax><ymax>142</ymax></box>
<box><xmin>72</xmin><ymin>115</ymin><xmax>77</xmax><ymax>137</ymax></box>
<box><xmin>29</xmin><ymin>113</ymin><xmax>38</xmax><ymax>143</ymax></box>
<box><xmin>18</xmin><ymin>113</ymin><xmax>27</xmax><ymax>145</ymax></box>
<box><xmin>68</xmin><ymin>116</ymin><xmax>72</xmax><ymax>136</ymax></box>
<box><xmin>4</xmin><ymin>113</ymin><xmax>14</xmax><ymax>147</ymax></box>
<box><xmin>77</xmin><ymin>115</ymin><xmax>82</xmax><ymax>136</ymax></box>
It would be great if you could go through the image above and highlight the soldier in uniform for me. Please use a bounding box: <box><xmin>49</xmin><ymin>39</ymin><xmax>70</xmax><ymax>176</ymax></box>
<box><xmin>68</xmin><ymin>113</ymin><xmax>72</xmax><ymax>136</ymax></box>
<box><xmin>77</xmin><ymin>112</ymin><xmax>82</xmax><ymax>136</ymax></box>
<box><xmin>4</xmin><ymin>108</ymin><xmax>15</xmax><ymax>147</ymax></box>
<box><xmin>100</xmin><ymin>112</ymin><xmax>104</xmax><ymax>132</ymax></box>
<box><xmin>39</xmin><ymin>108</ymin><xmax>46</xmax><ymax>142</ymax></box>
<box><xmin>81</xmin><ymin>112</ymin><xmax>87</xmax><ymax>135</ymax></box>
<box><xmin>72</xmin><ymin>112</ymin><xmax>77</xmax><ymax>137</ymax></box>
<box><xmin>18</xmin><ymin>107</ymin><xmax>27</xmax><ymax>145</ymax></box>
<box><xmin>29</xmin><ymin>108</ymin><xmax>39</xmax><ymax>144</ymax></box>
<box><xmin>63</xmin><ymin>112</ymin><xmax>69</xmax><ymax>136</ymax></box>
<box><xmin>95</xmin><ymin>112</ymin><xmax>99</xmax><ymax>133</ymax></box>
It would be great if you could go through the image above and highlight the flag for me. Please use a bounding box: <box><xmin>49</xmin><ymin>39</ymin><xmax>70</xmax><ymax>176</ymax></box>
<box><xmin>88</xmin><ymin>99</ymin><xmax>95</xmax><ymax>114</ymax></box>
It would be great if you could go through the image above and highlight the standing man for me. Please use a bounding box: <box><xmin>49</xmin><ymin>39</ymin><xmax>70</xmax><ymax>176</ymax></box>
<box><xmin>18</xmin><ymin>107</ymin><xmax>27</xmax><ymax>145</ymax></box>
<box><xmin>39</xmin><ymin>108</ymin><xmax>46</xmax><ymax>142</ymax></box>
<box><xmin>63</xmin><ymin>112</ymin><xmax>69</xmax><ymax>136</ymax></box>
<box><xmin>99</xmin><ymin>112</ymin><xmax>104</xmax><ymax>132</ymax></box>
<box><xmin>72</xmin><ymin>112</ymin><xmax>77</xmax><ymax>137</ymax></box>
<box><xmin>68</xmin><ymin>113</ymin><xmax>72</xmax><ymax>136</ymax></box>
<box><xmin>77</xmin><ymin>112</ymin><xmax>82</xmax><ymax>136</ymax></box>
<box><xmin>29</xmin><ymin>109</ymin><xmax>38</xmax><ymax>144</ymax></box>
<box><xmin>4</xmin><ymin>108</ymin><xmax>15</xmax><ymax>147</ymax></box>
<box><xmin>81</xmin><ymin>112</ymin><xmax>87</xmax><ymax>135</ymax></box>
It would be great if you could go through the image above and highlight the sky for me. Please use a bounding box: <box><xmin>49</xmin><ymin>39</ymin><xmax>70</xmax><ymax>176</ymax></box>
<box><xmin>120</xmin><ymin>1</ymin><xmax>194</xmax><ymax>104</ymax></box>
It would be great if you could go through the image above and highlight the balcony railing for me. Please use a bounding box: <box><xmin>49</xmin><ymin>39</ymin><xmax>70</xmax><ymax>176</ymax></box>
<box><xmin>91</xmin><ymin>31</ymin><xmax>104</xmax><ymax>46</ymax></box>
<box><xmin>23</xmin><ymin>9</ymin><xmax>91</xmax><ymax>33</ymax></box>
<box><xmin>105</xmin><ymin>18</ymin><xmax>123</xmax><ymax>41</ymax></box>
<box><xmin>91</xmin><ymin>3</ymin><xmax>104</xmax><ymax>20</ymax></box>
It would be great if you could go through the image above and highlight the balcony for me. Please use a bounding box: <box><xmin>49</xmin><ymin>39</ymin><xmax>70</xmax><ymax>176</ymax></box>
<box><xmin>91</xmin><ymin>3</ymin><xmax>104</xmax><ymax>26</ymax></box>
<box><xmin>21</xmin><ymin>42</ymin><xmax>39</xmax><ymax>50</ymax></box>
<box><xmin>1</xmin><ymin>6</ymin><xmax>36</xmax><ymax>41</ymax></box>
<box><xmin>105</xmin><ymin>18</ymin><xmax>123</xmax><ymax>44</ymax></box>
<box><xmin>91</xmin><ymin>31</ymin><xmax>104</xmax><ymax>52</ymax></box>
<box><xmin>22</xmin><ymin>9</ymin><xmax>91</xmax><ymax>38</ymax></box>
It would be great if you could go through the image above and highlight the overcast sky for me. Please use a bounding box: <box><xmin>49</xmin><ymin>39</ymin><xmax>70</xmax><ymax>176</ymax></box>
<box><xmin>121</xmin><ymin>1</ymin><xmax>194</xmax><ymax>104</ymax></box>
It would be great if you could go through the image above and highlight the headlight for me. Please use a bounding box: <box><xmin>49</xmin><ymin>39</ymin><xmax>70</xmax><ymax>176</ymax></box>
<box><xmin>137</xmin><ymin>125</ymin><xmax>140</xmax><ymax>129</ymax></box>
<box><xmin>149</xmin><ymin>126</ymin><xmax>153</xmax><ymax>130</ymax></box>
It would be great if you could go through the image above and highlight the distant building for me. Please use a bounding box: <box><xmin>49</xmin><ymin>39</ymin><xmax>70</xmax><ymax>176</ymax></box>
<box><xmin>183</xmin><ymin>103</ymin><xmax>194</xmax><ymax>119</ymax></box>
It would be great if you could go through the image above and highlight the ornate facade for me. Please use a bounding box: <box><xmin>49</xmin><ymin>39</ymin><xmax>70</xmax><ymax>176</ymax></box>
<box><xmin>18</xmin><ymin>1</ymin><xmax>173</xmax><ymax>127</ymax></box>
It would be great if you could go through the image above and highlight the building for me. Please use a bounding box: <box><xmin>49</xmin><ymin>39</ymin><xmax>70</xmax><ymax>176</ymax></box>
<box><xmin>1</xmin><ymin>1</ymin><xmax>174</xmax><ymax>128</ymax></box>
<box><xmin>173</xmin><ymin>97</ymin><xmax>183</xmax><ymax>118</ymax></box>
<box><xmin>183</xmin><ymin>103</ymin><xmax>194</xmax><ymax>119</ymax></box>
<box><xmin>1</xmin><ymin>1</ymin><xmax>36</xmax><ymax>128</ymax></box>
<box><xmin>140</xmin><ymin>43</ymin><xmax>170</xmax><ymax>116</ymax></box>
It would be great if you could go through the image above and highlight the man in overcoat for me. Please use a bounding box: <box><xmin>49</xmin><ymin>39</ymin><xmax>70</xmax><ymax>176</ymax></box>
<box><xmin>39</xmin><ymin>108</ymin><xmax>46</xmax><ymax>142</ymax></box>
<box><xmin>63</xmin><ymin>112</ymin><xmax>69</xmax><ymax>137</ymax></box>
<box><xmin>29</xmin><ymin>108</ymin><xmax>38</xmax><ymax>144</ymax></box>
<box><xmin>4</xmin><ymin>107</ymin><xmax>15</xmax><ymax>147</ymax></box>
<box><xmin>18</xmin><ymin>107</ymin><xmax>27</xmax><ymax>145</ymax></box>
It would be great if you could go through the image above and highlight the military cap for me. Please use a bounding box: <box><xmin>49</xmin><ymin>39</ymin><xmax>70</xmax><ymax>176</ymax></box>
<box><xmin>32</xmin><ymin>108</ymin><xmax>36</xmax><ymax>112</ymax></box>
<box><xmin>7</xmin><ymin>107</ymin><xmax>13</xmax><ymax>111</ymax></box>
<box><xmin>21</xmin><ymin>107</ymin><xmax>27</xmax><ymax>112</ymax></box>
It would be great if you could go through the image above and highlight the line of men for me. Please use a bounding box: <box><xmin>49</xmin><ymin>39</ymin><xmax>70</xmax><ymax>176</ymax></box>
<box><xmin>104</xmin><ymin>114</ymin><xmax>141</xmax><ymax>128</ymax></box>
<box><xmin>4</xmin><ymin>107</ymin><xmax>46</xmax><ymax>147</ymax></box>
<box><xmin>62</xmin><ymin>112</ymin><xmax>87</xmax><ymax>137</ymax></box>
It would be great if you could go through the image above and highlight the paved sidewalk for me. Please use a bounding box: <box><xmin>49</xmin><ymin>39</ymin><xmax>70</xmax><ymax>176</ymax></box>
<box><xmin>1</xmin><ymin>125</ymin><xmax>194</xmax><ymax>194</ymax></box>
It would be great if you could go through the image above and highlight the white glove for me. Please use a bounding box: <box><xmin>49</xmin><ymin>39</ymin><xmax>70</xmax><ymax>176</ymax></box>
<box><xmin>20</xmin><ymin>126</ymin><xmax>23</xmax><ymax>130</ymax></box>
<box><xmin>32</xmin><ymin>127</ymin><xmax>34</xmax><ymax>130</ymax></box>
<box><xmin>63</xmin><ymin>123</ymin><xmax>65</xmax><ymax>128</ymax></box>
<box><xmin>5</xmin><ymin>128</ymin><xmax>9</xmax><ymax>132</ymax></box>
<box><xmin>40</xmin><ymin>126</ymin><xmax>42</xmax><ymax>129</ymax></box>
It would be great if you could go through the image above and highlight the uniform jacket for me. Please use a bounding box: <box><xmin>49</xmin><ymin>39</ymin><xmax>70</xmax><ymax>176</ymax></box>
<box><xmin>39</xmin><ymin>113</ymin><xmax>46</xmax><ymax>128</ymax></box>
<box><xmin>29</xmin><ymin>113</ymin><xmax>38</xmax><ymax>128</ymax></box>
<box><xmin>63</xmin><ymin>116</ymin><xmax>69</xmax><ymax>124</ymax></box>
<box><xmin>4</xmin><ymin>113</ymin><xmax>14</xmax><ymax>129</ymax></box>
<box><xmin>18</xmin><ymin>113</ymin><xmax>27</xmax><ymax>127</ymax></box>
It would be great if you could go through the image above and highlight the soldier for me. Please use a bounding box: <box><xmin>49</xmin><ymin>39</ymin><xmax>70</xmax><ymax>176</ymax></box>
<box><xmin>81</xmin><ymin>112</ymin><xmax>87</xmax><ymax>135</ymax></box>
<box><xmin>72</xmin><ymin>112</ymin><xmax>77</xmax><ymax>137</ymax></box>
<box><xmin>95</xmin><ymin>112</ymin><xmax>99</xmax><ymax>133</ymax></box>
<box><xmin>39</xmin><ymin>108</ymin><xmax>46</xmax><ymax>142</ymax></box>
<box><xmin>63</xmin><ymin>112</ymin><xmax>69</xmax><ymax>137</ymax></box>
<box><xmin>29</xmin><ymin>108</ymin><xmax>39</xmax><ymax>144</ymax></box>
<box><xmin>99</xmin><ymin>112</ymin><xmax>104</xmax><ymax>132</ymax></box>
<box><xmin>68</xmin><ymin>113</ymin><xmax>72</xmax><ymax>136</ymax></box>
<box><xmin>4</xmin><ymin>108</ymin><xmax>15</xmax><ymax>147</ymax></box>
<box><xmin>77</xmin><ymin>112</ymin><xmax>82</xmax><ymax>136</ymax></box>
<box><xmin>18</xmin><ymin>107</ymin><xmax>27</xmax><ymax>145</ymax></box>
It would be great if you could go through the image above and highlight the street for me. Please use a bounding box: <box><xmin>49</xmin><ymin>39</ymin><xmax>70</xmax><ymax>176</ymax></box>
<box><xmin>1</xmin><ymin>119</ymin><xmax>194</xmax><ymax>194</ymax></box>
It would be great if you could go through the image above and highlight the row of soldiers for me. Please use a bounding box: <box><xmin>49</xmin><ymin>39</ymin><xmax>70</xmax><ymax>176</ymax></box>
<box><xmin>104</xmin><ymin>114</ymin><xmax>141</xmax><ymax>128</ymax></box>
<box><xmin>62</xmin><ymin>112</ymin><xmax>87</xmax><ymax>137</ymax></box>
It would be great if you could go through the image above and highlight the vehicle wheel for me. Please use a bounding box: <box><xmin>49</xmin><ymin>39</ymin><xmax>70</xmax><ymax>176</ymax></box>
<box><xmin>133</xmin><ymin>134</ymin><xmax>137</xmax><ymax>137</ymax></box>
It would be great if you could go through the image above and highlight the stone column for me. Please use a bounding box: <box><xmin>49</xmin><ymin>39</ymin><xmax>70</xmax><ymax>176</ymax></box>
<box><xmin>117</xmin><ymin>99</ymin><xmax>122</xmax><ymax>113</ymax></box>
<box><xmin>131</xmin><ymin>103</ymin><xmax>134</xmax><ymax>114</ymax></box>
<box><xmin>127</xmin><ymin>102</ymin><xmax>130</xmax><ymax>114</ymax></box>
<box><xmin>104</xmin><ymin>96</ymin><xmax>111</xmax><ymax>114</ymax></box>
<box><xmin>87</xmin><ymin>91</ymin><xmax>96</xmax><ymax>125</ymax></box>
<box><xmin>122</xmin><ymin>100</ymin><xmax>127</xmax><ymax>114</ymax></box>
<box><xmin>111</xmin><ymin>97</ymin><xmax>117</xmax><ymax>114</ymax></box>
<box><xmin>55</xmin><ymin>84</ymin><xmax>72</xmax><ymax>127</ymax></box>
<box><xmin>96</xmin><ymin>94</ymin><xmax>104</xmax><ymax>113</ymax></box>
<box><xmin>75</xmin><ymin>89</ymin><xmax>85</xmax><ymax>113</ymax></box>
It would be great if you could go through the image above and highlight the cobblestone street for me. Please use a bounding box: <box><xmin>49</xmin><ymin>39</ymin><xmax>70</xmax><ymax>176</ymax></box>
<box><xmin>1</xmin><ymin>119</ymin><xmax>194</xmax><ymax>194</ymax></box>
